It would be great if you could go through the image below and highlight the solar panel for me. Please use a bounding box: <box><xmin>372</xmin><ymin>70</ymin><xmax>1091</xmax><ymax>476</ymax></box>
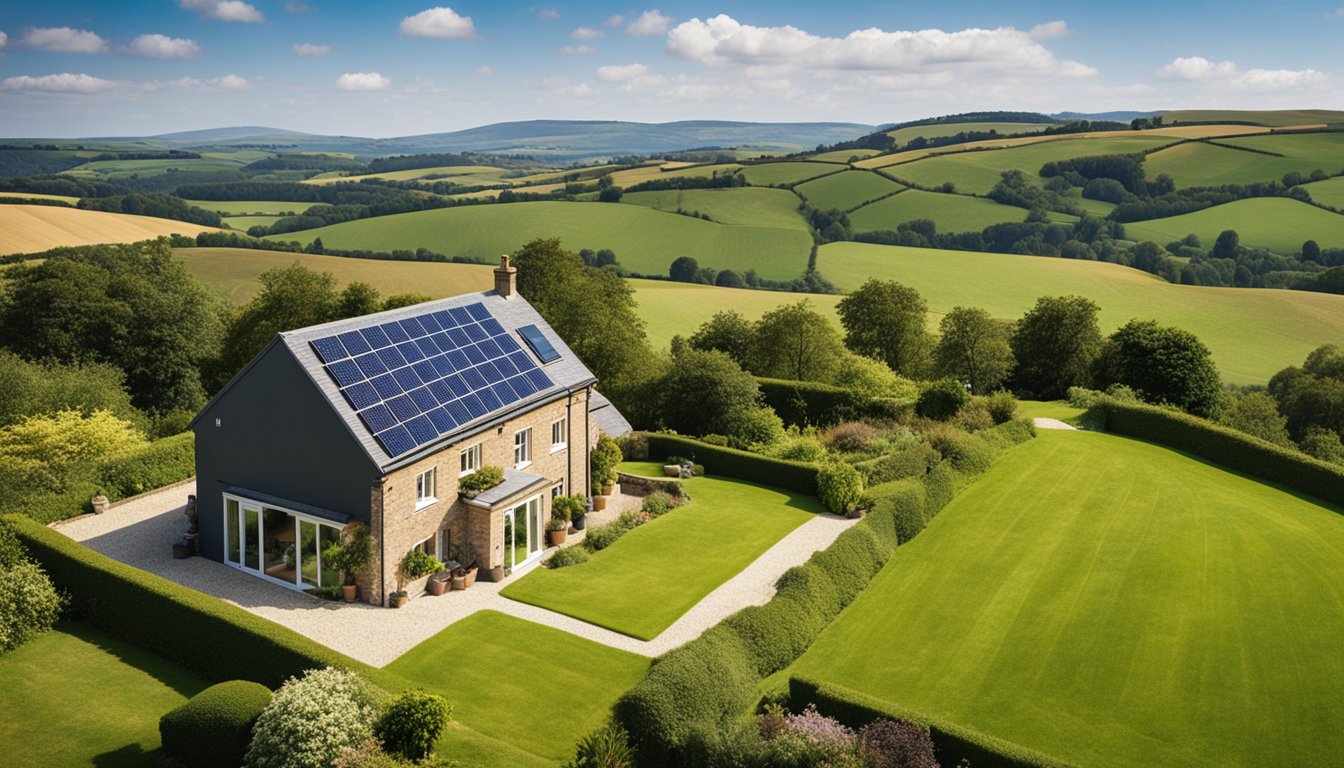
<box><xmin>309</xmin><ymin>300</ymin><xmax>557</xmax><ymax>458</ymax></box>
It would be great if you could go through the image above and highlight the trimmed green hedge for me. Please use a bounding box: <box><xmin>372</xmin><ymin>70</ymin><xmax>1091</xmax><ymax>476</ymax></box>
<box><xmin>789</xmin><ymin>677</ymin><xmax>1075</xmax><ymax>768</ymax></box>
<box><xmin>645</xmin><ymin>433</ymin><xmax>818</xmax><ymax>495</ymax></box>
<box><xmin>615</xmin><ymin>421</ymin><xmax>1036</xmax><ymax>765</ymax></box>
<box><xmin>99</xmin><ymin>431</ymin><xmax>195</xmax><ymax>499</ymax></box>
<box><xmin>1097</xmin><ymin>401</ymin><xmax>1344</xmax><ymax>508</ymax></box>
<box><xmin>756</xmin><ymin>377</ymin><xmax>912</xmax><ymax>427</ymax></box>
<box><xmin>856</xmin><ymin>442</ymin><xmax>939</xmax><ymax>486</ymax></box>
<box><xmin>1</xmin><ymin>515</ymin><xmax>385</xmax><ymax>689</ymax></box>
<box><xmin>160</xmin><ymin>680</ymin><xmax>272</xmax><ymax>768</ymax></box>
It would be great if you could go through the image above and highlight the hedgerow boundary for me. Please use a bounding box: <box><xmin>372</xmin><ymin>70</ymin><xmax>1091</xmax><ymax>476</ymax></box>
<box><xmin>614</xmin><ymin>420</ymin><xmax>1037</xmax><ymax>767</ymax></box>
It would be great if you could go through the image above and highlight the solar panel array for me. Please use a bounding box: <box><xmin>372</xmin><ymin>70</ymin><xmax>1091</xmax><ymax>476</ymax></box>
<box><xmin>309</xmin><ymin>302</ymin><xmax>555</xmax><ymax>458</ymax></box>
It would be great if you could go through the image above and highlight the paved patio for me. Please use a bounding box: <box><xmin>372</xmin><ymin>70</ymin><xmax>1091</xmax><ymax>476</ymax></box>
<box><xmin>55</xmin><ymin>480</ymin><xmax>857</xmax><ymax>666</ymax></box>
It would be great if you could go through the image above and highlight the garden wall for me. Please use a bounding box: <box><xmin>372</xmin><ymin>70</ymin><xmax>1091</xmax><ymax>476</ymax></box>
<box><xmin>755</xmin><ymin>377</ymin><xmax>912</xmax><ymax>428</ymax></box>
<box><xmin>2</xmin><ymin>515</ymin><xmax>393</xmax><ymax>691</ymax></box>
<box><xmin>644</xmin><ymin>433</ymin><xmax>819</xmax><ymax>495</ymax></box>
<box><xmin>1097</xmin><ymin>401</ymin><xmax>1344</xmax><ymax>508</ymax></box>
<box><xmin>615</xmin><ymin>420</ymin><xmax>1036</xmax><ymax>767</ymax></box>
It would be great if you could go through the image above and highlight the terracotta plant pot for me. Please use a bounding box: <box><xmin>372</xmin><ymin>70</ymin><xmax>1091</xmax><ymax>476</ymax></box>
<box><xmin>548</xmin><ymin>528</ymin><xmax>568</xmax><ymax>547</ymax></box>
<box><xmin>464</xmin><ymin>566</ymin><xmax>478</xmax><ymax>587</ymax></box>
<box><xmin>592</xmin><ymin>495</ymin><xmax>607</xmax><ymax>512</ymax></box>
<box><xmin>428</xmin><ymin>575</ymin><xmax>449</xmax><ymax>596</ymax></box>
<box><xmin>341</xmin><ymin>584</ymin><xmax>358</xmax><ymax>602</ymax></box>
<box><xmin>451</xmin><ymin>573</ymin><xmax>467</xmax><ymax>590</ymax></box>
<box><xmin>602</xmin><ymin>483</ymin><xmax>615</xmax><ymax>496</ymax></box>
<box><xmin>391</xmin><ymin>592</ymin><xmax>408</xmax><ymax>609</ymax></box>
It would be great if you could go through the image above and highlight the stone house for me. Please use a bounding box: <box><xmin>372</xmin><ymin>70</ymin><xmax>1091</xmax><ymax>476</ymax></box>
<box><xmin>190</xmin><ymin>257</ymin><xmax>626</xmax><ymax>605</ymax></box>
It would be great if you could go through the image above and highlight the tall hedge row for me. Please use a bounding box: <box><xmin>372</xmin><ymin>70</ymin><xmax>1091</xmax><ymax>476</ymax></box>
<box><xmin>1</xmin><ymin>515</ymin><xmax>387</xmax><ymax>690</ymax></box>
<box><xmin>1097</xmin><ymin>401</ymin><xmax>1344</xmax><ymax>508</ymax></box>
<box><xmin>16</xmin><ymin>431</ymin><xmax>196</xmax><ymax>523</ymax></box>
<box><xmin>755</xmin><ymin>377</ymin><xmax>913</xmax><ymax>427</ymax></box>
<box><xmin>645</xmin><ymin>433</ymin><xmax>819</xmax><ymax>495</ymax></box>
<box><xmin>789</xmin><ymin>677</ymin><xmax>1075</xmax><ymax>768</ymax></box>
<box><xmin>615</xmin><ymin>421</ymin><xmax>1036</xmax><ymax>767</ymax></box>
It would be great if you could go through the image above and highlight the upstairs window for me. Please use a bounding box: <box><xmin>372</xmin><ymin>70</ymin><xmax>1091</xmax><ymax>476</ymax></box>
<box><xmin>551</xmin><ymin>417</ymin><xmax>567</xmax><ymax>453</ymax></box>
<box><xmin>415</xmin><ymin>467</ymin><xmax>437</xmax><ymax>510</ymax></box>
<box><xmin>514</xmin><ymin>428</ymin><xmax>532</xmax><ymax>468</ymax></box>
<box><xmin>460</xmin><ymin>444</ymin><xmax>481</xmax><ymax>476</ymax></box>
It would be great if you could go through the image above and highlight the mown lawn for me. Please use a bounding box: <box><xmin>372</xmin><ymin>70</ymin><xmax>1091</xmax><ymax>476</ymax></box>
<box><xmin>1015</xmin><ymin>399</ymin><xmax>1087</xmax><ymax>424</ymax></box>
<box><xmin>500</xmin><ymin>462</ymin><xmax>821</xmax><ymax>640</ymax></box>
<box><xmin>385</xmin><ymin>611</ymin><xmax>649</xmax><ymax>764</ymax></box>
<box><xmin>790</xmin><ymin>430</ymin><xmax>1344</xmax><ymax>768</ymax></box>
<box><xmin>0</xmin><ymin>622</ymin><xmax>207</xmax><ymax>768</ymax></box>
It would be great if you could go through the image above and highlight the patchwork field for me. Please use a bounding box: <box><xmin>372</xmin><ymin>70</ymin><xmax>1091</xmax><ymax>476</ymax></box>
<box><xmin>386</xmin><ymin>611</ymin><xmax>648</xmax><ymax>765</ymax></box>
<box><xmin>222</xmin><ymin>215</ymin><xmax>283</xmax><ymax>231</ymax></box>
<box><xmin>1163</xmin><ymin>108</ymin><xmax>1344</xmax><ymax>126</ymax></box>
<box><xmin>1121</xmin><ymin>197</ymin><xmax>1344</xmax><ymax>253</ymax></box>
<box><xmin>307</xmin><ymin>165</ymin><xmax>514</xmax><ymax>186</ymax></box>
<box><xmin>884</xmin><ymin>121</ymin><xmax>1055</xmax><ymax>146</ymax></box>
<box><xmin>501</xmin><ymin>463</ymin><xmax>821</xmax><ymax>639</ymax></box>
<box><xmin>791</xmin><ymin>430</ymin><xmax>1344</xmax><ymax>768</ymax></box>
<box><xmin>738</xmin><ymin>161</ymin><xmax>844</xmax><ymax>186</ymax></box>
<box><xmin>1145</xmin><ymin>134</ymin><xmax>1344</xmax><ymax>188</ymax></box>
<box><xmin>62</xmin><ymin>154</ymin><xmax>257</xmax><ymax>178</ymax></box>
<box><xmin>1303</xmin><ymin>175</ymin><xmax>1344</xmax><ymax>210</ymax></box>
<box><xmin>263</xmin><ymin>200</ymin><xmax>814</xmax><ymax>279</ymax></box>
<box><xmin>808</xmin><ymin>148</ymin><xmax>882</xmax><ymax>163</ymax></box>
<box><xmin>818</xmin><ymin>241</ymin><xmax>1344</xmax><ymax>383</ymax></box>
<box><xmin>620</xmin><ymin>187</ymin><xmax>809</xmax><ymax>229</ymax></box>
<box><xmin>0</xmin><ymin>191</ymin><xmax>79</xmax><ymax>204</ymax></box>
<box><xmin>848</xmin><ymin>189</ymin><xmax>1072</xmax><ymax>233</ymax></box>
<box><xmin>604</xmin><ymin>162</ymin><xmax>741</xmax><ymax>188</ymax></box>
<box><xmin>0</xmin><ymin>204</ymin><xmax>218</xmax><ymax>255</ymax></box>
<box><xmin>0</xmin><ymin>623</ymin><xmax>207</xmax><ymax>768</ymax></box>
<box><xmin>183</xmin><ymin>200</ymin><xmax>321</xmax><ymax>215</ymax></box>
<box><xmin>794</xmin><ymin>169</ymin><xmax>904</xmax><ymax>211</ymax></box>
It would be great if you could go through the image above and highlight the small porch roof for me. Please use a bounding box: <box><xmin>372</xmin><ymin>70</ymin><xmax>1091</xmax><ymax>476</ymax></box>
<box><xmin>463</xmin><ymin>468</ymin><xmax>550</xmax><ymax>509</ymax></box>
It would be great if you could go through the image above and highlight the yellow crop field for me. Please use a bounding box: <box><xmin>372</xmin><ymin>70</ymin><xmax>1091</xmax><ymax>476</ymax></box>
<box><xmin>0</xmin><ymin>205</ymin><xmax>219</xmax><ymax>256</ymax></box>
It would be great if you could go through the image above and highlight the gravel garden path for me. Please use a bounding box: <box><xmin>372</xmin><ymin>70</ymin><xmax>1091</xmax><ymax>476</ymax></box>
<box><xmin>55</xmin><ymin>481</ymin><xmax>858</xmax><ymax>665</ymax></box>
<box><xmin>1032</xmin><ymin>417</ymin><xmax>1078</xmax><ymax>430</ymax></box>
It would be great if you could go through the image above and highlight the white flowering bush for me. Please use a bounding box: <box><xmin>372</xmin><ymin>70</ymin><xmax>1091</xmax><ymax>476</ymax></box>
<box><xmin>244</xmin><ymin>667</ymin><xmax>379</xmax><ymax>768</ymax></box>
<box><xmin>0</xmin><ymin>559</ymin><xmax>65</xmax><ymax>653</ymax></box>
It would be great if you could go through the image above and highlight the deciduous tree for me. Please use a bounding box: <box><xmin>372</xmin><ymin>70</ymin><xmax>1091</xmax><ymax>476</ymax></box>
<box><xmin>1093</xmin><ymin>319</ymin><xmax>1223</xmax><ymax>418</ymax></box>
<box><xmin>933</xmin><ymin>307</ymin><xmax>1015</xmax><ymax>394</ymax></box>
<box><xmin>1009</xmin><ymin>295</ymin><xmax>1102</xmax><ymax>399</ymax></box>
<box><xmin>750</xmin><ymin>300</ymin><xmax>843</xmax><ymax>382</ymax></box>
<box><xmin>836</xmin><ymin>279</ymin><xmax>932</xmax><ymax>377</ymax></box>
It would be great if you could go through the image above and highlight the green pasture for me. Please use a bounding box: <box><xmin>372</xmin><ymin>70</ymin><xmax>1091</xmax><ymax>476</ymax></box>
<box><xmin>791</xmin><ymin>430</ymin><xmax>1344</xmax><ymax>768</ymax></box>
<box><xmin>887</xmin><ymin>135</ymin><xmax>1175</xmax><ymax>194</ymax></box>
<box><xmin>604</xmin><ymin>162</ymin><xmax>742</xmax><ymax>188</ymax></box>
<box><xmin>223</xmin><ymin>215</ymin><xmax>283</xmax><ymax>231</ymax></box>
<box><xmin>794</xmin><ymin>170</ymin><xmax>904</xmax><ymax>211</ymax></box>
<box><xmin>1303</xmin><ymin>175</ymin><xmax>1344</xmax><ymax>210</ymax></box>
<box><xmin>0</xmin><ymin>622</ymin><xmax>207</xmax><ymax>767</ymax></box>
<box><xmin>1122</xmin><ymin>197</ymin><xmax>1344</xmax><ymax>254</ymax></box>
<box><xmin>1217</xmin><ymin>132</ymin><xmax>1344</xmax><ymax>171</ymax></box>
<box><xmin>263</xmin><ymin>200</ymin><xmax>813</xmax><ymax>280</ymax></box>
<box><xmin>1145</xmin><ymin>135</ymin><xmax>1344</xmax><ymax>187</ymax></box>
<box><xmin>808</xmin><ymin>148</ymin><xmax>882</xmax><ymax>163</ymax></box>
<box><xmin>817</xmin><ymin>241</ymin><xmax>1344</xmax><ymax>384</ymax></box>
<box><xmin>849</xmin><ymin>189</ymin><xmax>1074</xmax><ymax>233</ymax></box>
<box><xmin>620</xmin><ymin>187</ymin><xmax>809</xmax><ymax>229</ymax></box>
<box><xmin>62</xmin><ymin>156</ymin><xmax>250</xmax><ymax>178</ymax></box>
<box><xmin>501</xmin><ymin>462</ymin><xmax>820</xmax><ymax>640</ymax></box>
<box><xmin>1163</xmin><ymin>109</ymin><xmax>1344</xmax><ymax>127</ymax></box>
<box><xmin>183</xmin><ymin>200</ymin><xmax>320</xmax><ymax>215</ymax></box>
<box><xmin>309</xmin><ymin>165</ymin><xmax>513</xmax><ymax>186</ymax></box>
<box><xmin>387</xmin><ymin>611</ymin><xmax>649</xmax><ymax>765</ymax></box>
<box><xmin>738</xmin><ymin>161</ymin><xmax>844</xmax><ymax>187</ymax></box>
<box><xmin>885</xmin><ymin>121</ymin><xmax>1054</xmax><ymax>146</ymax></box>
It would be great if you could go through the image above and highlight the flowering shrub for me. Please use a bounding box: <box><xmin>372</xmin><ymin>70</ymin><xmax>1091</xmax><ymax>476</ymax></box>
<box><xmin>641</xmin><ymin>491</ymin><xmax>678</xmax><ymax>517</ymax></box>
<box><xmin>857</xmin><ymin>719</ymin><xmax>938</xmax><ymax>768</ymax></box>
<box><xmin>826</xmin><ymin>422</ymin><xmax>879</xmax><ymax>454</ymax></box>
<box><xmin>817</xmin><ymin>461</ymin><xmax>864</xmax><ymax>514</ymax></box>
<box><xmin>785</xmin><ymin>704</ymin><xmax>856</xmax><ymax>751</ymax></box>
<box><xmin>374</xmin><ymin>689</ymin><xmax>451</xmax><ymax>762</ymax></box>
<box><xmin>0</xmin><ymin>559</ymin><xmax>64</xmax><ymax>653</ymax></box>
<box><xmin>244</xmin><ymin>667</ymin><xmax>379</xmax><ymax>768</ymax></box>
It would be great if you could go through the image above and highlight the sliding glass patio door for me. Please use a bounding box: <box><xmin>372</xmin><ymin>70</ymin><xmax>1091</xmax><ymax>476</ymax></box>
<box><xmin>222</xmin><ymin>495</ymin><xmax>343</xmax><ymax>591</ymax></box>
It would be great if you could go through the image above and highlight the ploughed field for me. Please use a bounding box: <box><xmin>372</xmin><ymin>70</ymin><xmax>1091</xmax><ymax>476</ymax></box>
<box><xmin>790</xmin><ymin>430</ymin><xmax>1344</xmax><ymax>768</ymax></box>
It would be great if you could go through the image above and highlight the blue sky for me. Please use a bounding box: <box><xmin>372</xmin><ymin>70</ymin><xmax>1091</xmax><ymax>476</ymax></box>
<box><xmin>0</xmin><ymin>1</ymin><xmax>1339</xmax><ymax>137</ymax></box>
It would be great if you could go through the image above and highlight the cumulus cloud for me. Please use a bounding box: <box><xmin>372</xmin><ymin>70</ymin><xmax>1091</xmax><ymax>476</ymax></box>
<box><xmin>178</xmin><ymin>0</ymin><xmax>265</xmax><ymax>23</ymax></box>
<box><xmin>164</xmin><ymin>73</ymin><xmax>253</xmax><ymax>91</ymax></box>
<box><xmin>292</xmin><ymin>43</ymin><xmax>332</xmax><ymax>56</ymax></box>
<box><xmin>400</xmin><ymin>7</ymin><xmax>476</xmax><ymax>39</ymax></box>
<box><xmin>22</xmin><ymin>27</ymin><xmax>108</xmax><ymax>54</ymax></box>
<box><xmin>571</xmin><ymin>26</ymin><xmax>603</xmax><ymax>39</ymax></box>
<box><xmin>627</xmin><ymin>10</ymin><xmax>673</xmax><ymax>36</ymax></box>
<box><xmin>596</xmin><ymin>62</ymin><xmax>649</xmax><ymax>82</ymax></box>
<box><xmin>666</xmin><ymin>15</ymin><xmax>1096</xmax><ymax>77</ymax></box>
<box><xmin>0</xmin><ymin>31</ymin><xmax>8</xmax><ymax>50</ymax></box>
<box><xmin>0</xmin><ymin>72</ymin><xmax>117</xmax><ymax>93</ymax></box>
<box><xmin>559</xmin><ymin>45</ymin><xmax>596</xmax><ymax>55</ymax></box>
<box><xmin>127</xmin><ymin>34</ymin><xmax>201</xmax><ymax>58</ymax></box>
<box><xmin>336</xmin><ymin>72</ymin><xmax>391</xmax><ymax>90</ymax></box>
<box><xmin>1029</xmin><ymin>21</ymin><xmax>1071</xmax><ymax>39</ymax></box>
<box><xmin>605</xmin><ymin>14</ymin><xmax>624</xmax><ymax>27</ymax></box>
<box><xmin>1156</xmin><ymin>56</ymin><xmax>1325</xmax><ymax>90</ymax></box>
<box><xmin>472</xmin><ymin>65</ymin><xmax>494</xmax><ymax>75</ymax></box>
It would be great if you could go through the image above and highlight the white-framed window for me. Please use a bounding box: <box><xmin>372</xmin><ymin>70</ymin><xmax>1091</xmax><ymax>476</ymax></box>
<box><xmin>551</xmin><ymin>480</ymin><xmax>565</xmax><ymax>498</ymax></box>
<box><xmin>459</xmin><ymin>443</ymin><xmax>481</xmax><ymax>476</ymax></box>
<box><xmin>415</xmin><ymin>467</ymin><xmax>437</xmax><ymax>510</ymax></box>
<box><xmin>514</xmin><ymin>427</ymin><xmax>532</xmax><ymax>468</ymax></box>
<box><xmin>551</xmin><ymin>416</ymin><xmax>568</xmax><ymax>453</ymax></box>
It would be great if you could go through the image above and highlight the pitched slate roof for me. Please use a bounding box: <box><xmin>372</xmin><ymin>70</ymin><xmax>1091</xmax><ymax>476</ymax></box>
<box><xmin>277</xmin><ymin>291</ymin><xmax>597</xmax><ymax>472</ymax></box>
<box><xmin>589</xmin><ymin>390</ymin><xmax>633</xmax><ymax>437</ymax></box>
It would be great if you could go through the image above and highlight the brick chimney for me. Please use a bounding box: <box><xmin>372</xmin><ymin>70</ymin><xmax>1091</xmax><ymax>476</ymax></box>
<box><xmin>494</xmin><ymin>254</ymin><xmax>517</xmax><ymax>298</ymax></box>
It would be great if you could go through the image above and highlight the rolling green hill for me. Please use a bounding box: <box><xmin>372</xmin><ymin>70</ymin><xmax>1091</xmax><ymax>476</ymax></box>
<box><xmin>1121</xmin><ymin>197</ymin><xmax>1344</xmax><ymax>253</ymax></box>
<box><xmin>619</xmin><ymin>187</ymin><xmax>808</xmax><ymax>229</ymax></box>
<box><xmin>1303</xmin><ymin>176</ymin><xmax>1344</xmax><ymax>210</ymax></box>
<box><xmin>738</xmin><ymin>161</ymin><xmax>844</xmax><ymax>186</ymax></box>
<box><xmin>1163</xmin><ymin>109</ymin><xmax>1344</xmax><ymax>127</ymax></box>
<box><xmin>817</xmin><ymin>241</ymin><xmax>1344</xmax><ymax>383</ymax></box>
<box><xmin>794</xmin><ymin>170</ymin><xmax>904</xmax><ymax>211</ymax></box>
<box><xmin>885</xmin><ymin>120</ymin><xmax>1055</xmax><ymax>146</ymax></box>
<box><xmin>849</xmin><ymin>189</ymin><xmax>1074</xmax><ymax>233</ymax></box>
<box><xmin>262</xmin><ymin>200</ymin><xmax>813</xmax><ymax>279</ymax></box>
<box><xmin>183</xmin><ymin>200</ymin><xmax>320</xmax><ymax>215</ymax></box>
<box><xmin>1145</xmin><ymin>133</ymin><xmax>1344</xmax><ymax>187</ymax></box>
<box><xmin>791</xmin><ymin>429</ymin><xmax>1344</xmax><ymax>768</ymax></box>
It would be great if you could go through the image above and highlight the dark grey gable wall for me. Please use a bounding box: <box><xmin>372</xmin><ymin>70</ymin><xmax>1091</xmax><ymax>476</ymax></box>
<box><xmin>194</xmin><ymin>341</ymin><xmax>383</xmax><ymax>563</ymax></box>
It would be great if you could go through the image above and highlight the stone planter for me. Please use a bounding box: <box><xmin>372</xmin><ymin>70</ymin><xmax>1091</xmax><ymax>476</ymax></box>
<box><xmin>390</xmin><ymin>592</ymin><xmax>409</xmax><ymax>609</ymax></box>
<box><xmin>428</xmin><ymin>573</ymin><xmax>450</xmax><ymax>596</ymax></box>
<box><xmin>404</xmin><ymin>572</ymin><xmax>432</xmax><ymax>598</ymax></box>
<box><xmin>488</xmin><ymin>565</ymin><xmax>505</xmax><ymax>582</ymax></box>
<box><xmin>464</xmin><ymin>566</ymin><xmax>478</xmax><ymax>587</ymax></box>
<box><xmin>451</xmin><ymin>572</ymin><xmax>467</xmax><ymax>591</ymax></box>
<box><xmin>663</xmin><ymin>464</ymin><xmax>681</xmax><ymax>477</ymax></box>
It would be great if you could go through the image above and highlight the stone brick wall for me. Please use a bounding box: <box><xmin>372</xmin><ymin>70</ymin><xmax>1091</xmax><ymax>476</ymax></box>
<box><xmin>366</xmin><ymin>387</ymin><xmax>595</xmax><ymax>605</ymax></box>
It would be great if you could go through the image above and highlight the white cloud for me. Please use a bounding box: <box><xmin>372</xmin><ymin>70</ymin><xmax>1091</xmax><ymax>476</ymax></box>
<box><xmin>559</xmin><ymin>45</ymin><xmax>596</xmax><ymax>55</ymax></box>
<box><xmin>605</xmin><ymin>14</ymin><xmax>624</xmax><ymax>27</ymax></box>
<box><xmin>292</xmin><ymin>43</ymin><xmax>332</xmax><ymax>56</ymax></box>
<box><xmin>285</xmin><ymin>1</ymin><xmax>316</xmax><ymax>12</ymax></box>
<box><xmin>0</xmin><ymin>31</ymin><xmax>7</xmax><ymax>50</ymax></box>
<box><xmin>127</xmin><ymin>34</ymin><xmax>201</xmax><ymax>58</ymax></box>
<box><xmin>1156</xmin><ymin>56</ymin><xmax>1325</xmax><ymax>90</ymax></box>
<box><xmin>627</xmin><ymin>10</ymin><xmax>673</xmax><ymax>36</ymax></box>
<box><xmin>596</xmin><ymin>62</ymin><xmax>649</xmax><ymax>82</ymax></box>
<box><xmin>558</xmin><ymin>82</ymin><xmax>597</xmax><ymax>98</ymax></box>
<box><xmin>163</xmin><ymin>74</ymin><xmax>253</xmax><ymax>91</ymax></box>
<box><xmin>178</xmin><ymin>0</ymin><xmax>266</xmax><ymax>23</ymax></box>
<box><xmin>209</xmin><ymin>74</ymin><xmax>251</xmax><ymax>90</ymax></box>
<box><xmin>400</xmin><ymin>7</ymin><xmax>476</xmax><ymax>39</ymax></box>
<box><xmin>536</xmin><ymin>7</ymin><xmax>559</xmax><ymax>20</ymax></box>
<box><xmin>1029</xmin><ymin>21</ymin><xmax>1071</xmax><ymax>40</ymax></box>
<box><xmin>22</xmin><ymin>27</ymin><xmax>108</xmax><ymax>54</ymax></box>
<box><xmin>571</xmin><ymin>26</ymin><xmax>603</xmax><ymax>39</ymax></box>
<box><xmin>666</xmin><ymin>15</ymin><xmax>1096</xmax><ymax>78</ymax></box>
<box><xmin>336</xmin><ymin>72</ymin><xmax>391</xmax><ymax>90</ymax></box>
<box><xmin>472</xmin><ymin>65</ymin><xmax>494</xmax><ymax>75</ymax></box>
<box><xmin>0</xmin><ymin>72</ymin><xmax>118</xmax><ymax>93</ymax></box>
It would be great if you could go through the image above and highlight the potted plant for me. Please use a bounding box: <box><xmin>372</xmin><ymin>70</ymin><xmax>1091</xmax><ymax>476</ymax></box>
<box><xmin>450</xmin><ymin>566</ymin><xmax>467</xmax><ymax>591</ymax></box>
<box><xmin>390</xmin><ymin>590</ymin><xmax>409</xmax><ymax>608</ymax></box>
<box><xmin>546</xmin><ymin>517</ymin><xmax>568</xmax><ymax>547</ymax></box>
<box><xmin>459</xmin><ymin>465</ymin><xmax>505</xmax><ymax>499</ymax></box>
<box><xmin>591</xmin><ymin>435</ymin><xmax>622</xmax><ymax>496</ymax></box>
<box><xmin>554</xmin><ymin>494</ymin><xmax>587</xmax><ymax>531</ymax></box>
<box><xmin>592</xmin><ymin>494</ymin><xmax>607</xmax><ymax>512</ymax></box>
<box><xmin>428</xmin><ymin>570</ymin><xmax>451</xmax><ymax>596</ymax></box>
<box><xmin>324</xmin><ymin>521</ymin><xmax>372</xmax><ymax>602</ymax></box>
<box><xmin>399</xmin><ymin>548</ymin><xmax>443</xmax><ymax>600</ymax></box>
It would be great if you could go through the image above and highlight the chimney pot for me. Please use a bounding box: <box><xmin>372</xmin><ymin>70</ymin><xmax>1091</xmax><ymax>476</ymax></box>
<box><xmin>494</xmin><ymin>253</ymin><xmax>517</xmax><ymax>298</ymax></box>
